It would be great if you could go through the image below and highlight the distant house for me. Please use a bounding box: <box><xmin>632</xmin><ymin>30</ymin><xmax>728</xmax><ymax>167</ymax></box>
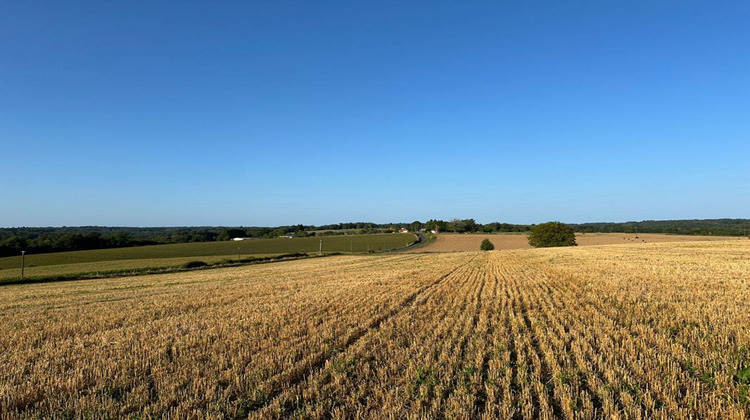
<box><xmin>280</xmin><ymin>233</ymin><xmax>295</xmax><ymax>239</ymax></box>
<box><xmin>399</xmin><ymin>228</ymin><xmax>409</xmax><ymax>233</ymax></box>
<box><xmin>232</xmin><ymin>237</ymin><xmax>248</xmax><ymax>241</ymax></box>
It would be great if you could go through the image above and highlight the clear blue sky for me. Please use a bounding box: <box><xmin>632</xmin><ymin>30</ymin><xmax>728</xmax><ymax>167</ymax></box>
<box><xmin>2</xmin><ymin>1</ymin><xmax>748</xmax><ymax>227</ymax></box>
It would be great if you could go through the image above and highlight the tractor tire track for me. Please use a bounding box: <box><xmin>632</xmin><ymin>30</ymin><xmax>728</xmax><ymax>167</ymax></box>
<box><xmin>247</xmin><ymin>256</ymin><xmax>478</xmax><ymax>416</ymax></box>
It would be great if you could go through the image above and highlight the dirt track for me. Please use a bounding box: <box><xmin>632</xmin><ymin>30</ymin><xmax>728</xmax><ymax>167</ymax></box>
<box><xmin>409</xmin><ymin>232</ymin><xmax>744</xmax><ymax>252</ymax></box>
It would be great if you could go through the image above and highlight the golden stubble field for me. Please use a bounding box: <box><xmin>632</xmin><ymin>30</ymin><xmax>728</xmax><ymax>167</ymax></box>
<box><xmin>0</xmin><ymin>241</ymin><xmax>748</xmax><ymax>419</ymax></box>
<box><xmin>415</xmin><ymin>232</ymin><xmax>743</xmax><ymax>252</ymax></box>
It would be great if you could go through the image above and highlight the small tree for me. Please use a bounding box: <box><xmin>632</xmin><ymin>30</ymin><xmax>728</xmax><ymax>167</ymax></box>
<box><xmin>480</xmin><ymin>239</ymin><xmax>495</xmax><ymax>251</ymax></box>
<box><xmin>528</xmin><ymin>221</ymin><xmax>577</xmax><ymax>248</ymax></box>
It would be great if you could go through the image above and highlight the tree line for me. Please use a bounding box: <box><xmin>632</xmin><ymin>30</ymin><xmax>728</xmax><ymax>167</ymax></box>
<box><xmin>2</xmin><ymin>219</ymin><xmax>748</xmax><ymax>258</ymax></box>
<box><xmin>571</xmin><ymin>219</ymin><xmax>750</xmax><ymax>236</ymax></box>
<box><xmin>424</xmin><ymin>218</ymin><xmax>750</xmax><ymax>236</ymax></box>
<box><xmin>424</xmin><ymin>219</ymin><xmax>531</xmax><ymax>233</ymax></box>
<box><xmin>0</xmin><ymin>223</ymin><xmax>404</xmax><ymax>257</ymax></box>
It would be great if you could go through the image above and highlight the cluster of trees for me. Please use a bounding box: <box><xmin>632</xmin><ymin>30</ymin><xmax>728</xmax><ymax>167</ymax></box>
<box><xmin>481</xmin><ymin>222</ymin><xmax>531</xmax><ymax>233</ymax></box>
<box><xmin>424</xmin><ymin>219</ymin><xmax>531</xmax><ymax>233</ymax></box>
<box><xmin>424</xmin><ymin>219</ymin><xmax>478</xmax><ymax>233</ymax></box>
<box><xmin>236</xmin><ymin>225</ymin><xmax>312</xmax><ymax>239</ymax></box>
<box><xmin>316</xmin><ymin>222</ymin><xmax>380</xmax><ymax>230</ymax></box>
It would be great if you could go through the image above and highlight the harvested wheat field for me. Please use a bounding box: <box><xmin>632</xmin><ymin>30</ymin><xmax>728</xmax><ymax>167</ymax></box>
<box><xmin>415</xmin><ymin>232</ymin><xmax>744</xmax><ymax>252</ymax></box>
<box><xmin>1</xmin><ymin>242</ymin><xmax>748</xmax><ymax>418</ymax></box>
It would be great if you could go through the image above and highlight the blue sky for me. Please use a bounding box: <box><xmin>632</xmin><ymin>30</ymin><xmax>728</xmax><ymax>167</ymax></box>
<box><xmin>1</xmin><ymin>1</ymin><xmax>748</xmax><ymax>227</ymax></box>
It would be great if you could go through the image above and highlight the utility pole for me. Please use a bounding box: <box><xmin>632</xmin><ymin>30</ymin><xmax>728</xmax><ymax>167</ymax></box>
<box><xmin>20</xmin><ymin>251</ymin><xmax>26</xmax><ymax>279</ymax></box>
<box><xmin>319</xmin><ymin>239</ymin><xmax>322</xmax><ymax>255</ymax></box>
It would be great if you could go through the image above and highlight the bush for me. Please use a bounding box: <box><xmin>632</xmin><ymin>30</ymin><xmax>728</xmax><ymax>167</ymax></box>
<box><xmin>528</xmin><ymin>222</ymin><xmax>577</xmax><ymax>248</ymax></box>
<box><xmin>480</xmin><ymin>239</ymin><xmax>495</xmax><ymax>251</ymax></box>
<box><xmin>181</xmin><ymin>261</ymin><xmax>208</xmax><ymax>269</ymax></box>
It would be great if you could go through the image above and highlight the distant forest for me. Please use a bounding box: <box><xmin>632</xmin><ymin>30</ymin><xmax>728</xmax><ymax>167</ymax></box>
<box><xmin>423</xmin><ymin>218</ymin><xmax>750</xmax><ymax>237</ymax></box>
<box><xmin>0</xmin><ymin>223</ymin><xmax>388</xmax><ymax>258</ymax></box>
<box><xmin>570</xmin><ymin>219</ymin><xmax>750</xmax><ymax>236</ymax></box>
<box><xmin>1</xmin><ymin>219</ymin><xmax>748</xmax><ymax>258</ymax></box>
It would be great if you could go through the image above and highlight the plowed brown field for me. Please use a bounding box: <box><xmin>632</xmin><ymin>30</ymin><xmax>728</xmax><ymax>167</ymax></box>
<box><xmin>1</xmin><ymin>241</ymin><xmax>748</xmax><ymax>418</ymax></box>
<box><xmin>413</xmin><ymin>232</ymin><xmax>743</xmax><ymax>252</ymax></box>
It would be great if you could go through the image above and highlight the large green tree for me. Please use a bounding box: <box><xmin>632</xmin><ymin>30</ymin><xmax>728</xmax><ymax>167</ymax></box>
<box><xmin>424</xmin><ymin>219</ymin><xmax>448</xmax><ymax>233</ymax></box>
<box><xmin>448</xmin><ymin>218</ymin><xmax>479</xmax><ymax>233</ymax></box>
<box><xmin>528</xmin><ymin>222</ymin><xmax>577</xmax><ymax>247</ymax></box>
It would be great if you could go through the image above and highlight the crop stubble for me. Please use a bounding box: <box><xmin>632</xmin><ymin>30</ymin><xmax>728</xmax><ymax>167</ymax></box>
<box><xmin>0</xmin><ymin>242</ymin><xmax>748</xmax><ymax>418</ymax></box>
<box><xmin>414</xmin><ymin>232</ymin><xmax>740</xmax><ymax>253</ymax></box>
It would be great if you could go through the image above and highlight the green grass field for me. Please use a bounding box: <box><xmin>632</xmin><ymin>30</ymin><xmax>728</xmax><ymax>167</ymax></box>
<box><xmin>0</xmin><ymin>233</ymin><xmax>417</xmax><ymax>280</ymax></box>
<box><xmin>0</xmin><ymin>255</ymin><xmax>265</xmax><ymax>280</ymax></box>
